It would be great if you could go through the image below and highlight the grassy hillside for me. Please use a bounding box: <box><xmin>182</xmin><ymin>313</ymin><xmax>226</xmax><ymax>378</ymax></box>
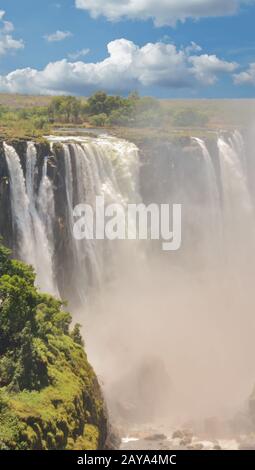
<box><xmin>0</xmin><ymin>243</ymin><xmax>107</xmax><ymax>450</ymax></box>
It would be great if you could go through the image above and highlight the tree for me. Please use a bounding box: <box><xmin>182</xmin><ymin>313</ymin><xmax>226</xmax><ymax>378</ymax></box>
<box><xmin>89</xmin><ymin>113</ymin><xmax>107</xmax><ymax>127</ymax></box>
<box><xmin>48</xmin><ymin>96</ymin><xmax>82</xmax><ymax>123</ymax></box>
<box><xmin>173</xmin><ymin>108</ymin><xmax>209</xmax><ymax>127</ymax></box>
<box><xmin>87</xmin><ymin>92</ymin><xmax>128</xmax><ymax>116</ymax></box>
<box><xmin>0</xmin><ymin>242</ymin><xmax>71</xmax><ymax>391</ymax></box>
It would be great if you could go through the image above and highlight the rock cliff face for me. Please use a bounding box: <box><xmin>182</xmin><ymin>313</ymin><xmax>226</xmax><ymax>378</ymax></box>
<box><xmin>138</xmin><ymin>137</ymin><xmax>220</xmax><ymax>205</ymax></box>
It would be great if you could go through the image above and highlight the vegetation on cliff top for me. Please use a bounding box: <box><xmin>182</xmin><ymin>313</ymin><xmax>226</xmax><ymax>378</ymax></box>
<box><xmin>0</xmin><ymin>242</ymin><xmax>106</xmax><ymax>450</ymax></box>
<box><xmin>0</xmin><ymin>91</ymin><xmax>254</xmax><ymax>141</ymax></box>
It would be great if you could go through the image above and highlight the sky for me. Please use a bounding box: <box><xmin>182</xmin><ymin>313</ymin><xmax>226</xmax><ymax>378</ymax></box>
<box><xmin>0</xmin><ymin>0</ymin><xmax>255</xmax><ymax>98</ymax></box>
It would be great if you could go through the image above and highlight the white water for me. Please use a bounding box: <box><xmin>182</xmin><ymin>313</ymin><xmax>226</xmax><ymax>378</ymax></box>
<box><xmin>58</xmin><ymin>135</ymin><xmax>140</xmax><ymax>303</ymax></box>
<box><xmin>4</xmin><ymin>142</ymin><xmax>57</xmax><ymax>294</ymax></box>
<box><xmin>192</xmin><ymin>137</ymin><xmax>222</xmax><ymax>256</ymax></box>
<box><xmin>38</xmin><ymin>157</ymin><xmax>56</xmax><ymax>255</ymax></box>
<box><xmin>218</xmin><ymin>135</ymin><xmax>253</xmax><ymax>220</ymax></box>
<box><xmin>3</xmin><ymin>131</ymin><xmax>255</xmax><ymax>449</ymax></box>
<box><xmin>4</xmin><ymin>143</ymin><xmax>35</xmax><ymax>264</ymax></box>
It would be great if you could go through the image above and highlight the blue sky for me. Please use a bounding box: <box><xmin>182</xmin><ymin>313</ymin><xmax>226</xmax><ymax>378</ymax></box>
<box><xmin>0</xmin><ymin>0</ymin><xmax>255</xmax><ymax>97</ymax></box>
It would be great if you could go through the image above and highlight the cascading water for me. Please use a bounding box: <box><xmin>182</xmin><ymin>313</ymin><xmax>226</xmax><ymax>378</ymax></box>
<box><xmin>25</xmin><ymin>143</ymin><xmax>57</xmax><ymax>295</ymax></box>
<box><xmin>2</xmin><ymin>130</ymin><xmax>255</xmax><ymax>450</ymax></box>
<box><xmin>4</xmin><ymin>142</ymin><xmax>57</xmax><ymax>295</ymax></box>
<box><xmin>38</xmin><ymin>156</ymin><xmax>56</xmax><ymax>255</ymax></box>
<box><xmin>217</xmin><ymin>134</ymin><xmax>253</xmax><ymax>219</ymax></box>
<box><xmin>192</xmin><ymin>138</ymin><xmax>220</xmax><ymax>212</ymax></box>
<box><xmin>3</xmin><ymin>135</ymin><xmax>139</xmax><ymax>302</ymax></box>
<box><xmin>192</xmin><ymin>137</ymin><xmax>222</xmax><ymax>255</ymax></box>
<box><xmin>3</xmin><ymin>142</ymin><xmax>35</xmax><ymax>265</ymax></box>
<box><xmin>41</xmin><ymin>135</ymin><xmax>140</xmax><ymax>303</ymax></box>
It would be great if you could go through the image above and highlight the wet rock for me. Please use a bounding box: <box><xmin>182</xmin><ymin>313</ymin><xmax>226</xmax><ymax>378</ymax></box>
<box><xmin>193</xmin><ymin>443</ymin><xmax>204</xmax><ymax>450</ymax></box>
<box><xmin>172</xmin><ymin>430</ymin><xmax>184</xmax><ymax>439</ymax></box>
<box><xmin>144</xmin><ymin>433</ymin><xmax>167</xmax><ymax>441</ymax></box>
<box><xmin>182</xmin><ymin>429</ymin><xmax>193</xmax><ymax>439</ymax></box>
<box><xmin>109</xmin><ymin>357</ymin><xmax>172</xmax><ymax>425</ymax></box>
<box><xmin>213</xmin><ymin>444</ymin><xmax>222</xmax><ymax>450</ymax></box>
<box><xmin>180</xmin><ymin>437</ymin><xmax>192</xmax><ymax>446</ymax></box>
<box><xmin>187</xmin><ymin>443</ymin><xmax>204</xmax><ymax>450</ymax></box>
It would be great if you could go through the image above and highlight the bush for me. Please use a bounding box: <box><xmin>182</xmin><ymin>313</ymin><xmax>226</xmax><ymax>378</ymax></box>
<box><xmin>0</xmin><ymin>242</ymin><xmax>106</xmax><ymax>450</ymax></box>
<box><xmin>87</xmin><ymin>91</ymin><xmax>127</xmax><ymax>116</ymax></box>
<box><xmin>173</xmin><ymin>108</ymin><xmax>209</xmax><ymax>127</ymax></box>
<box><xmin>89</xmin><ymin>113</ymin><xmax>108</xmax><ymax>127</ymax></box>
<box><xmin>31</xmin><ymin>116</ymin><xmax>49</xmax><ymax>130</ymax></box>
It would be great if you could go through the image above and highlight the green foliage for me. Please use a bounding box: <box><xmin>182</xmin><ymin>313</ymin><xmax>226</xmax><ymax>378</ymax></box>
<box><xmin>87</xmin><ymin>91</ymin><xmax>128</xmax><ymax>117</ymax></box>
<box><xmin>48</xmin><ymin>96</ymin><xmax>83</xmax><ymax>123</ymax></box>
<box><xmin>0</xmin><ymin>91</ymin><xmax>212</xmax><ymax>138</ymax></box>
<box><xmin>172</xmin><ymin>108</ymin><xmax>209</xmax><ymax>127</ymax></box>
<box><xmin>71</xmin><ymin>324</ymin><xmax>84</xmax><ymax>347</ymax></box>
<box><xmin>89</xmin><ymin>113</ymin><xmax>108</xmax><ymax>127</ymax></box>
<box><xmin>0</xmin><ymin>242</ymin><xmax>106</xmax><ymax>450</ymax></box>
<box><xmin>86</xmin><ymin>91</ymin><xmax>163</xmax><ymax>127</ymax></box>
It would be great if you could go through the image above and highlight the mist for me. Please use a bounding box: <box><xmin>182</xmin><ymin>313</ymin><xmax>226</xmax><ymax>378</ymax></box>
<box><xmin>74</xmin><ymin>123</ymin><xmax>255</xmax><ymax>440</ymax></box>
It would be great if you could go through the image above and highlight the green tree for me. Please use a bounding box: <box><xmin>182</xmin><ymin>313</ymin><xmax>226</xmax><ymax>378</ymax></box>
<box><xmin>48</xmin><ymin>96</ymin><xmax>82</xmax><ymax>123</ymax></box>
<box><xmin>173</xmin><ymin>108</ymin><xmax>209</xmax><ymax>127</ymax></box>
<box><xmin>0</xmin><ymin>243</ymin><xmax>70</xmax><ymax>391</ymax></box>
<box><xmin>87</xmin><ymin>92</ymin><xmax>129</xmax><ymax>116</ymax></box>
<box><xmin>89</xmin><ymin>113</ymin><xmax>107</xmax><ymax>127</ymax></box>
<box><xmin>0</xmin><ymin>242</ymin><xmax>106</xmax><ymax>451</ymax></box>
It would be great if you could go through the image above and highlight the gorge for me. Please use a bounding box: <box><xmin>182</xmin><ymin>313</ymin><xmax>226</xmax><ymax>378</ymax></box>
<box><xmin>1</xmin><ymin>129</ymin><xmax>255</xmax><ymax>450</ymax></box>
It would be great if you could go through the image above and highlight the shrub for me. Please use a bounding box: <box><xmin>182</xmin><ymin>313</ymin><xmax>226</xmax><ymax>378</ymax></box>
<box><xmin>173</xmin><ymin>108</ymin><xmax>209</xmax><ymax>127</ymax></box>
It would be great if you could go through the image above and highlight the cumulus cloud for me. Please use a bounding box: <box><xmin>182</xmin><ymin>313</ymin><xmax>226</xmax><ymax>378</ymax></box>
<box><xmin>68</xmin><ymin>48</ymin><xmax>90</xmax><ymax>59</ymax></box>
<box><xmin>234</xmin><ymin>63</ymin><xmax>255</xmax><ymax>85</ymax></box>
<box><xmin>0</xmin><ymin>39</ymin><xmax>238</xmax><ymax>95</ymax></box>
<box><xmin>189</xmin><ymin>54</ymin><xmax>238</xmax><ymax>85</ymax></box>
<box><xmin>44</xmin><ymin>30</ymin><xmax>72</xmax><ymax>42</ymax></box>
<box><xmin>0</xmin><ymin>11</ymin><xmax>24</xmax><ymax>56</ymax></box>
<box><xmin>75</xmin><ymin>0</ymin><xmax>255</xmax><ymax>27</ymax></box>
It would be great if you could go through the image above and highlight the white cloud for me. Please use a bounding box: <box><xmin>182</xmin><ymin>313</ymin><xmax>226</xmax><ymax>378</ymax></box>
<box><xmin>68</xmin><ymin>48</ymin><xmax>90</xmax><ymax>59</ymax></box>
<box><xmin>75</xmin><ymin>0</ymin><xmax>255</xmax><ymax>26</ymax></box>
<box><xmin>234</xmin><ymin>63</ymin><xmax>255</xmax><ymax>85</ymax></box>
<box><xmin>189</xmin><ymin>54</ymin><xmax>238</xmax><ymax>85</ymax></box>
<box><xmin>0</xmin><ymin>11</ymin><xmax>24</xmax><ymax>56</ymax></box>
<box><xmin>44</xmin><ymin>30</ymin><xmax>72</xmax><ymax>42</ymax></box>
<box><xmin>185</xmin><ymin>42</ymin><xmax>202</xmax><ymax>54</ymax></box>
<box><xmin>0</xmin><ymin>39</ymin><xmax>238</xmax><ymax>95</ymax></box>
<box><xmin>3</xmin><ymin>21</ymin><xmax>14</xmax><ymax>33</ymax></box>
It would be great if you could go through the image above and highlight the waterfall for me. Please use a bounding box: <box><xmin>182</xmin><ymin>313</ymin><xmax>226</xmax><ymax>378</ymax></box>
<box><xmin>37</xmin><ymin>156</ymin><xmax>58</xmax><ymax>295</ymax></box>
<box><xmin>38</xmin><ymin>156</ymin><xmax>55</xmax><ymax>252</ymax></box>
<box><xmin>217</xmin><ymin>134</ymin><xmax>253</xmax><ymax>220</ymax></box>
<box><xmin>59</xmin><ymin>136</ymin><xmax>140</xmax><ymax>303</ymax></box>
<box><xmin>3</xmin><ymin>131</ymin><xmax>252</xmax><ymax>299</ymax></box>
<box><xmin>4</xmin><ymin>142</ymin><xmax>57</xmax><ymax>295</ymax></box>
<box><xmin>3</xmin><ymin>143</ymin><xmax>35</xmax><ymax>265</ymax></box>
<box><xmin>192</xmin><ymin>137</ymin><xmax>221</xmax><ymax>231</ymax></box>
<box><xmin>4</xmin><ymin>130</ymin><xmax>255</xmax><ymax>435</ymax></box>
<box><xmin>230</xmin><ymin>130</ymin><xmax>247</xmax><ymax>174</ymax></box>
<box><xmin>3</xmin><ymin>134</ymin><xmax>140</xmax><ymax>304</ymax></box>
